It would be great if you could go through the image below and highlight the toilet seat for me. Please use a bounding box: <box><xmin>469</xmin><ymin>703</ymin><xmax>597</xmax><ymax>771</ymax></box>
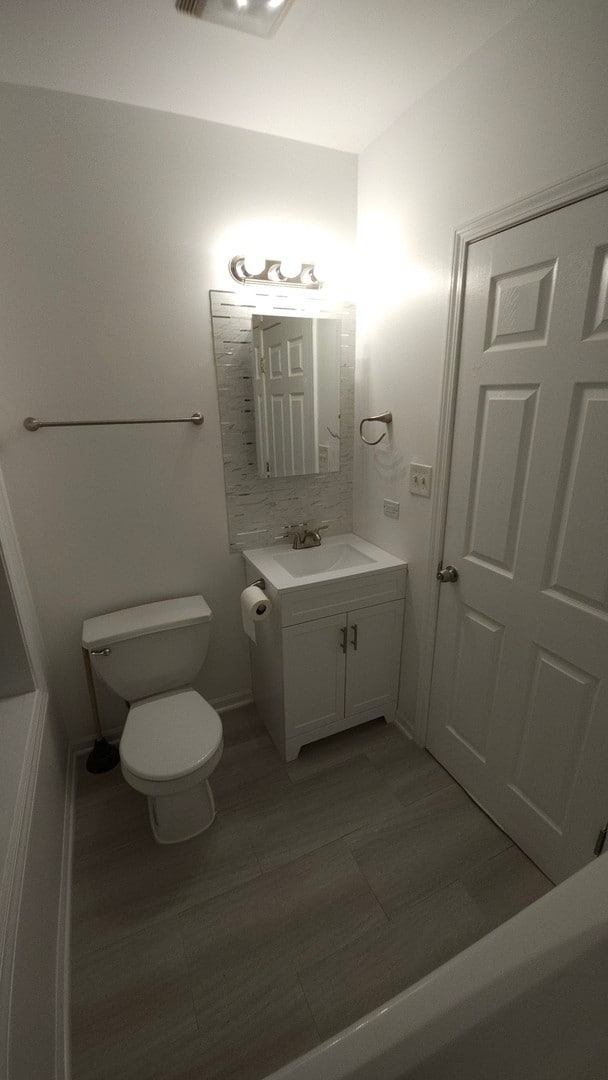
<box><xmin>120</xmin><ymin>688</ymin><xmax>223</xmax><ymax>795</ymax></box>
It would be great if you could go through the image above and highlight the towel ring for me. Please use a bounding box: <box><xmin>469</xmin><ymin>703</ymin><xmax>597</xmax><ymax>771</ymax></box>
<box><xmin>359</xmin><ymin>411</ymin><xmax>393</xmax><ymax>446</ymax></box>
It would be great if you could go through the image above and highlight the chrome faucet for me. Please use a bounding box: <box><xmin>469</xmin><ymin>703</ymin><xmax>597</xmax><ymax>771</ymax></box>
<box><xmin>283</xmin><ymin>522</ymin><xmax>329</xmax><ymax>549</ymax></box>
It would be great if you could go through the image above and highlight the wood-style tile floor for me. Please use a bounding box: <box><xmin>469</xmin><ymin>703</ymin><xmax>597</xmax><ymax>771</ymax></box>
<box><xmin>71</xmin><ymin>708</ymin><xmax>552</xmax><ymax>1080</ymax></box>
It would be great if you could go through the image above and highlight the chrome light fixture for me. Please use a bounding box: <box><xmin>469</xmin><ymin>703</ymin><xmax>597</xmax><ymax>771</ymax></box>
<box><xmin>176</xmin><ymin>0</ymin><xmax>296</xmax><ymax>38</ymax></box>
<box><xmin>229</xmin><ymin>256</ymin><xmax>323</xmax><ymax>289</ymax></box>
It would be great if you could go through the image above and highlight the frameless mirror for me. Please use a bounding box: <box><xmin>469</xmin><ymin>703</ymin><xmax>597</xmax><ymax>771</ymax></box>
<box><xmin>210</xmin><ymin>290</ymin><xmax>354</xmax><ymax>479</ymax></box>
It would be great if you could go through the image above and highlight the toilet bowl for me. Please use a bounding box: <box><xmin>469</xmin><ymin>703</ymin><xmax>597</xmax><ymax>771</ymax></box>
<box><xmin>82</xmin><ymin>595</ymin><xmax>223</xmax><ymax>844</ymax></box>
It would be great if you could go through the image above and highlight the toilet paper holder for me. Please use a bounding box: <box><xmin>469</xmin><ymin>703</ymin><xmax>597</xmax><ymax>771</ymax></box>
<box><xmin>251</xmin><ymin>577</ymin><xmax>266</xmax><ymax>590</ymax></box>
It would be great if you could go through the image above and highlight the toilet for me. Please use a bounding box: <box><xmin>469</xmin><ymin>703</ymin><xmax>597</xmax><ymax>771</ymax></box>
<box><xmin>81</xmin><ymin>595</ymin><xmax>223</xmax><ymax>844</ymax></box>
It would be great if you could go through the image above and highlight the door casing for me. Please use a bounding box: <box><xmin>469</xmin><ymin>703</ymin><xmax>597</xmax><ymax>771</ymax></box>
<box><xmin>416</xmin><ymin>160</ymin><xmax>608</xmax><ymax>747</ymax></box>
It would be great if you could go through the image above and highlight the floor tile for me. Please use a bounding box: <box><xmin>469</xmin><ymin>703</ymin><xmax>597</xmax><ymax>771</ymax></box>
<box><xmin>72</xmin><ymin>810</ymin><xmax>261</xmax><ymax>956</ymax></box>
<box><xmin>462</xmin><ymin>845</ymin><xmax>553</xmax><ymax>931</ymax></box>
<box><xmin>220</xmin><ymin>703</ymin><xmax>266</xmax><ymax>748</ymax></box>
<box><xmin>346</xmin><ymin>784</ymin><xmax>512</xmax><ymax>916</ymax></box>
<box><xmin>365</xmin><ymin>737</ymin><xmax>456</xmax><ymax>809</ymax></box>
<box><xmin>71</xmin><ymin>917</ymin><xmax>197</xmax><ymax>1080</ymax></box>
<box><xmin>179</xmin><ymin>841</ymin><xmax>387</xmax><ymax>1025</ymax></box>
<box><xmin>72</xmin><ymin>758</ymin><xmax>149</xmax><ymax>864</ymax></box>
<box><xmin>212</xmin><ymin>732</ymin><xmax>291</xmax><ymax>812</ymax></box>
<box><xmin>299</xmin><ymin>880</ymin><xmax>487</xmax><ymax>1039</ymax></box>
<box><xmin>286</xmin><ymin>717</ymin><xmax>399</xmax><ymax>782</ymax></box>
<box><xmin>235</xmin><ymin>755</ymin><xmax>404</xmax><ymax>872</ymax></box>
<box><xmin>86</xmin><ymin>977</ymin><xmax>320</xmax><ymax>1080</ymax></box>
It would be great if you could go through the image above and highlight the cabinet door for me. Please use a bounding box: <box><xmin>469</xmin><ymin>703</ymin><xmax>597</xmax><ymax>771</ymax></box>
<box><xmin>283</xmin><ymin>613</ymin><xmax>346</xmax><ymax>734</ymax></box>
<box><xmin>345</xmin><ymin>600</ymin><xmax>404</xmax><ymax>719</ymax></box>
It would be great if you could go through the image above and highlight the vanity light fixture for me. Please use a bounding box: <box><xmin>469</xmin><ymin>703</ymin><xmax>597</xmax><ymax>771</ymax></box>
<box><xmin>229</xmin><ymin>256</ymin><xmax>323</xmax><ymax>290</ymax></box>
<box><xmin>176</xmin><ymin>0</ymin><xmax>295</xmax><ymax>38</ymax></box>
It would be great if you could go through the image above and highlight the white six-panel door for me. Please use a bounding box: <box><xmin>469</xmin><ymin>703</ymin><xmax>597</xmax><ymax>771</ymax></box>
<box><xmin>427</xmin><ymin>191</ymin><xmax>608</xmax><ymax>883</ymax></box>
<box><xmin>260</xmin><ymin>316</ymin><xmax>316</xmax><ymax>476</ymax></box>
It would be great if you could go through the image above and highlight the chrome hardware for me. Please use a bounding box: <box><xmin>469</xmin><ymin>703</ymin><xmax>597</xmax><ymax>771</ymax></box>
<box><xmin>282</xmin><ymin>523</ymin><xmax>328</xmax><ymax>549</ymax></box>
<box><xmin>250</xmin><ymin>577</ymin><xmax>266</xmax><ymax>590</ymax></box>
<box><xmin>340</xmin><ymin>626</ymin><xmax>347</xmax><ymax>654</ymax></box>
<box><xmin>283</xmin><ymin>523</ymin><xmax>309</xmax><ymax>549</ymax></box>
<box><xmin>595</xmin><ymin>823</ymin><xmax>608</xmax><ymax>857</ymax></box>
<box><xmin>24</xmin><ymin>412</ymin><xmax>203</xmax><ymax>432</ymax></box>
<box><xmin>351</xmin><ymin>623</ymin><xmax>358</xmax><ymax>651</ymax></box>
<box><xmin>90</xmin><ymin>647</ymin><xmax>112</xmax><ymax>657</ymax></box>
<box><xmin>436</xmin><ymin>563</ymin><xmax>459</xmax><ymax>584</ymax></box>
<box><xmin>302</xmin><ymin>524</ymin><xmax>328</xmax><ymax>548</ymax></box>
<box><xmin>359</xmin><ymin>411</ymin><xmax>393</xmax><ymax>446</ymax></box>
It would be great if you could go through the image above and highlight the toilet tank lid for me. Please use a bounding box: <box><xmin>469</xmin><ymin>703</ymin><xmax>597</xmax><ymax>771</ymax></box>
<box><xmin>82</xmin><ymin>595</ymin><xmax>212</xmax><ymax>648</ymax></box>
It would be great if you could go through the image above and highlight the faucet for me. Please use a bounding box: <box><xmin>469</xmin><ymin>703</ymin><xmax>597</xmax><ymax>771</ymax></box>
<box><xmin>283</xmin><ymin>522</ymin><xmax>329</xmax><ymax>549</ymax></box>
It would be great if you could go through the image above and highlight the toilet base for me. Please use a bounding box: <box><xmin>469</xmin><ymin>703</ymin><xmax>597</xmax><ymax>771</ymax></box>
<box><xmin>147</xmin><ymin>780</ymin><xmax>216</xmax><ymax>844</ymax></box>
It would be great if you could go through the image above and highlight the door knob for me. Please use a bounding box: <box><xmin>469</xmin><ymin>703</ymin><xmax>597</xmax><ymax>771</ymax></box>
<box><xmin>437</xmin><ymin>564</ymin><xmax>459</xmax><ymax>583</ymax></box>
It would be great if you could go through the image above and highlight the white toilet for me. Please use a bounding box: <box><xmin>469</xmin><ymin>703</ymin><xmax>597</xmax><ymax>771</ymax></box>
<box><xmin>82</xmin><ymin>595</ymin><xmax>223</xmax><ymax>844</ymax></box>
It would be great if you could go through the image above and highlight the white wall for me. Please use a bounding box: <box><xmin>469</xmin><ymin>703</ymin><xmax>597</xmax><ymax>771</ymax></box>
<box><xmin>355</xmin><ymin>0</ymin><xmax>608</xmax><ymax>732</ymax></box>
<box><xmin>0</xmin><ymin>83</ymin><xmax>357</xmax><ymax>742</ymax></box>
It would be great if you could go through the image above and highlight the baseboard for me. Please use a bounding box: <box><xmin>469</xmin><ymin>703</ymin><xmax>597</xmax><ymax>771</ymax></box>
<box><xmin>213</xmin><ymin>691</ymin><xmax>254</xmax><ymax>714</ymax></box>
<box><xmin>55</xmin><ymin>746</ymin><xmax>76</xmax><ymax>1080</ymax></box>
<box><xmin>0</xmin><ymin>690</ymin><xmax>47</xmax><ymax>1080</ymax></box>
<box><xmin>393</xmin><ymin>710</ymin><xmax>415</xmax><ymax>741</ymax></box>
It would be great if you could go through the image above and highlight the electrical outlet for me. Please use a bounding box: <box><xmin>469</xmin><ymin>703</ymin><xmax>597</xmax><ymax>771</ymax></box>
<box><xmin>318</xmin><ymin>444</ymin><xmax>329</xmax><ymax>473</ymax></box>
<box><xmin>383</xmin><ymin>499</ymin><xmax>400</xmax><ymax>519</ymax></box>
<box><xmin>409</xmin><ymin>463</ymin><xmax>433</xmax><ymax>498</ymax></box>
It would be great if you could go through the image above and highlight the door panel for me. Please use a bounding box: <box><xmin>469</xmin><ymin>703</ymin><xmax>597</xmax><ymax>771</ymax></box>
<box><xmin>283</xmin><ymin>613</ymin><xmax>346</xmax><ymax>733</ymax></box>
<box><xmin>428</xmin><ymin>190</ymin><xmax>608</xmax><ymax>882</ymax></box>
<box><xmin>260</xmin><ymin>316</ymin><xmax>316</xmax><ymax>476</ymax></box>
<box><xmin>448</xmin><ymin>606</ymin><xmax>504</xmax><ymax>762</ymax></box>
<box><xmin>345</xmin><ymin>600</ymin><xmax>403</xmax><ymax>719</ymax></box>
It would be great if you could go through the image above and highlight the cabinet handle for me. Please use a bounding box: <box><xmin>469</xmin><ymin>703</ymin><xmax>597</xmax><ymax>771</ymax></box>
<box><xmin>340</xmin><ymin>626</ymin><xmax>347</xmax><ymax>654</ymax></box>
<box><xmin>351</xmin><ymin>623</ymin><xmax>358</xmax><ymax>650</ymax></box>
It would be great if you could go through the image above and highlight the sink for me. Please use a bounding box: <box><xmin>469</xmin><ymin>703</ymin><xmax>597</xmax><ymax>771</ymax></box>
<box><xmin>243</xmin><ymin>532</ymin><xmax>407</xmax><ymax>592</ymax></box>
<box><xmin>272</xmin><ymin>543</ymin><xmax>375</xmax><ymax>578</ymax></box>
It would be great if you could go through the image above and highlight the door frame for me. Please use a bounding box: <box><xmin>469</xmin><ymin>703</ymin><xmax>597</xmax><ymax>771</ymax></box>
<box><xmin>415</xmin><ymin>159</ymin><xmax>608</xmax><ymax>746</ymax></box>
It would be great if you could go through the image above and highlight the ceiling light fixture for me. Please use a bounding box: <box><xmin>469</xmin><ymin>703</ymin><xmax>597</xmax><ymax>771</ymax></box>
<box><xmin>229</xmin><ymin>256</ymin><xmax>323</xmax><ymax>289</ymax></box>
<box><xmin>176</xmin><ymin>0</ymin><xmax>296</xmax><ymax>38</ymax></box>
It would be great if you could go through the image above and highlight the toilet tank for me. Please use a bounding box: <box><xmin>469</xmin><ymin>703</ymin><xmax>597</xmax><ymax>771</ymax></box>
<box><xmin>82</xmin><ymin>596</ymin><xmax>212</xmax><ymax>702</ymax></box>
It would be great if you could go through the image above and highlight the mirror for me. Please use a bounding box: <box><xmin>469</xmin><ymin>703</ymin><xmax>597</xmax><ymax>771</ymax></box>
<box><xmin>250</xmin><ymin>313</ymin><xmax>341</xmax><ymax>477</ymax></box>
<box><xmin>211</xmin><ymin>290</ymin><xmax>352</xmax><ymax>479</ymax></box>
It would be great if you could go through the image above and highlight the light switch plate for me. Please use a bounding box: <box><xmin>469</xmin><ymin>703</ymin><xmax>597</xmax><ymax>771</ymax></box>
<box><xmin>383</xmin><ymin>499</ymin><xmax>400</xmax><ymax>519</ymax></box>
<box><xmin>409</xmin><ymin>463</ymin><xmax>433</xmax><ymax>497</ymax></box>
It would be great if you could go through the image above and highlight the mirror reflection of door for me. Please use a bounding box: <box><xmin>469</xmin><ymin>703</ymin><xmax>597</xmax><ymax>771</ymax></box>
<box><xmin>253</xmin><ymin>315</ymin><xmax>316</xmax><ymax>477</ymax></box>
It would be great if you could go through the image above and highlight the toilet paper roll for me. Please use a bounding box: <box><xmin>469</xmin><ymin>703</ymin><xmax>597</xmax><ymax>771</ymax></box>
<box><xmin>240</xmin><ymin>584</ymin><xmax>272</xmax><ymax>643</ymax></box>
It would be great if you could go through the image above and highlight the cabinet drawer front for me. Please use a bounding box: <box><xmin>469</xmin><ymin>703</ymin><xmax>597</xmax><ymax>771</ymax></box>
<box><xmin>282</xmin><ymin>614</ymin><xmax>346</xmax><ymax>734</ymax></box>
<box><xmin>280</xmin><ymin>568</ymin><xmax>406</xmax><ymax>627</ymax></box>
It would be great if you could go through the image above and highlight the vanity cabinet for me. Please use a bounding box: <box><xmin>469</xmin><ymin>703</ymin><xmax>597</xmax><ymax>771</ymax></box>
<box><xmin>282</xmin><ymin>600</ymin><xmax>404</xmax><ymax>760</ymax></box>
<box><xmin>245</xmin><ymin>540</ymin><xmax>407</xmax><ymax>762</ymax></box>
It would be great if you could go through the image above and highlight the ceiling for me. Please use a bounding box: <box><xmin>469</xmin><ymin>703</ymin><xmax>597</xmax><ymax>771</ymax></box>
<box><xmin>0</xmin><ymin>0</ymin><xmax>533</xmax><ymax>153</ymax></box>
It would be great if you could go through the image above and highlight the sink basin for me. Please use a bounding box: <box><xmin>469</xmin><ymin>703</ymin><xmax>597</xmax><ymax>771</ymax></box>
<box><xmin>272</xmin><ymin>543</ymin><xmax>375</xmax><ymax>578</ymax></box>
<box><xmin>243</xmin><ymin>532</ymin><xmax>407</xmax><ymax>592</ymax></box>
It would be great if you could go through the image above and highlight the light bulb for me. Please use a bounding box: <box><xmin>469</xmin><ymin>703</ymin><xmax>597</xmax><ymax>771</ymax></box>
<box><xmin>279</xmin><ymin>258</ymin><xmax>302</xmax><ymax>280</ymax></box>
<box><xmin>236</xmin><ymin>0</ymin><xmax>248</xmax><ymax>8</ymax></box>
<box><xmin>243</xmin><ymin>254</ymin><xmax>266</xmax><ymax>276</ymax></box>
<box><xmin>267</xmin><ymin>0</ymin><xmax>285</xmax><ymax>8</ymax></box>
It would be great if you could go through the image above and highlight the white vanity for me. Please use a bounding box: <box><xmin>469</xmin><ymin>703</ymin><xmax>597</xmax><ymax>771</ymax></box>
<box><xmin>243</xmin><ymin>534</ymin><xmax>407</xmax><ymax>761</ymax></box>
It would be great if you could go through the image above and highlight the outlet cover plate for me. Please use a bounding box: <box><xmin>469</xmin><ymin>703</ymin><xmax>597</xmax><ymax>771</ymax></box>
<box><xmin>409</xmin><ymin>463</ymin><xmax>433</xmax><ymax>498</ymax></box>
<box><xmin>383</xmin><ymin>499</ymin><xmax>400</xmax><ymax>519</ymax></box>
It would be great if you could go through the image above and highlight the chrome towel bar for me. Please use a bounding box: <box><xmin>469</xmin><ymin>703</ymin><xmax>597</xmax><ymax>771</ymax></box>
<box><xmin>359</xmin><ymin>411</ymin><xmax>392</xmax><ymax>445</ymax></box>
<box><xmin>23</xmin><ymin>412</ymin><xmax>204</xmax><ymax>432</ymax></box>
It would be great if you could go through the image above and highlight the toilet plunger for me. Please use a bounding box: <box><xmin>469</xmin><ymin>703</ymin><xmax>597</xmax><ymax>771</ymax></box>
<box><xmin>82</xmin><ymin>646</ymin><xmax>120</xmax><ymax>773</ymax></box>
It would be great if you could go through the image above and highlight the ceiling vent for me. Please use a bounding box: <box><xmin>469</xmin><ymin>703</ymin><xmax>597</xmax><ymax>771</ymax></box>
<box><xmin>175</xmin><ymin>0</ymin><xmax>296</xmax><ymax>38</ymax></box>
<box><xmin>176</xmin><ymin>0</ymin><xmax>206</xmax><ymax>15</ymax></box>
